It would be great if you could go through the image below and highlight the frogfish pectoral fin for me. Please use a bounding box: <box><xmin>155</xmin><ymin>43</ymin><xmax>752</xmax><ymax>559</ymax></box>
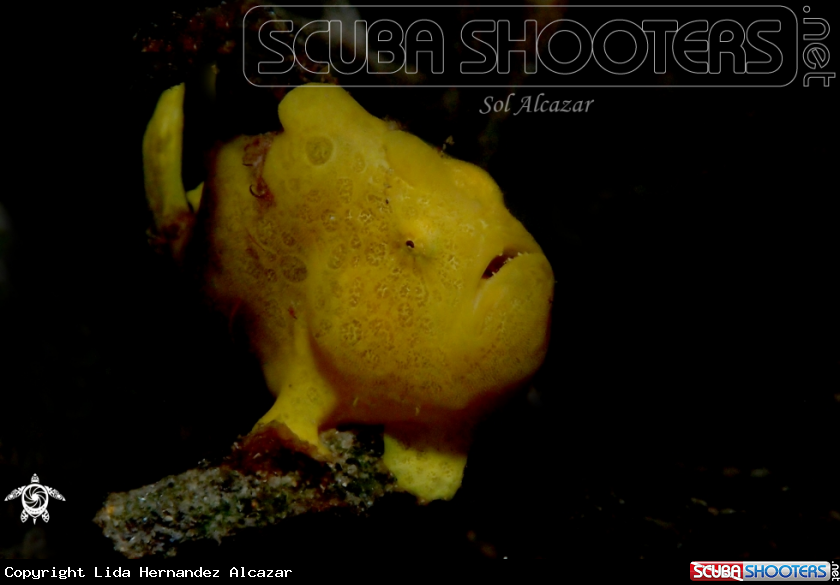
<box><xmin>382</xmin><ymin>425</ymin><xmax>469</xmax><ymax>502</ymax></box>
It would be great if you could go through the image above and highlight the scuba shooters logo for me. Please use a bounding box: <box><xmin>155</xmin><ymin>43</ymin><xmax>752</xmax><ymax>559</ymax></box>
<box><xmin>690</xmin><ymin>561</ymin><xmax>834</xmax><ymax>581</ymax></box>
<box><xmin>243</xmin><ymin>5</ymin><xmax>805</xmax><ymax>87</ymax></box>
<box><xmin>4</xmin><ymin>473</ymin><xmax>66</xmax><ymax>524</ymax></box>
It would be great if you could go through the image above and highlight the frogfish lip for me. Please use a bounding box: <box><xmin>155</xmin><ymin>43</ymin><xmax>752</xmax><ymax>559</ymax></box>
<box><xmin>472</xmin><ymin>245</ymin><xmax>553</xmax><ymax>315</ymax></box>
<box><xmin>481</xmin><ymin>250</ymin><xmax>524</xmax><ymax>280</ymax></box>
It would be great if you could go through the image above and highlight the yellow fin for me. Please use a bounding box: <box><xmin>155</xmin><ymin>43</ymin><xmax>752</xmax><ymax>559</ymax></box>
<box><xmin>382</xmin><ymin>430</ymin><xmax>468</xmax><ymax>502</ymax></box>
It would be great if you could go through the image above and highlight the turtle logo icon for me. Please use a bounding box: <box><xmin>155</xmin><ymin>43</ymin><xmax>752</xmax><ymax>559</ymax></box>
<box><xmin>5</xmin><ymin>474</ymin><xmax>65</xmax><ymax>524</ymax></box>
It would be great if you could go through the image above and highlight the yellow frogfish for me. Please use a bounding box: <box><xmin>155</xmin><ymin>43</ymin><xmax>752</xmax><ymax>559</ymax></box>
<box><xmin>143</xmin><ymin>83</ymin><xmax>554</xmax><ymax>502</ymax></box>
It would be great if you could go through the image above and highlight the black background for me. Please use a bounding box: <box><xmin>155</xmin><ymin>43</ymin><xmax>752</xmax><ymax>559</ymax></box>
<box><xmin>1</xmin><ymin>1</ymin><xmax>837</xmax><ymax>563</ymax></box>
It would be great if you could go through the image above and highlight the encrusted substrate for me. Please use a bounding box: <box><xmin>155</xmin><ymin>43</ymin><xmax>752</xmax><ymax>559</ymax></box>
<box><xmin>94</xmin><ymin>427</ymin><xmax>397</xmax><ymax>558</ymax></box>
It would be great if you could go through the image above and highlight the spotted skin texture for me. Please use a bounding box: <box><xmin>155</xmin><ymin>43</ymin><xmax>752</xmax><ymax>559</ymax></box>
<box><xmin>146</xmin><ymin>84</ymin><xmax>554</xmax><ymax>501</ymax></box>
